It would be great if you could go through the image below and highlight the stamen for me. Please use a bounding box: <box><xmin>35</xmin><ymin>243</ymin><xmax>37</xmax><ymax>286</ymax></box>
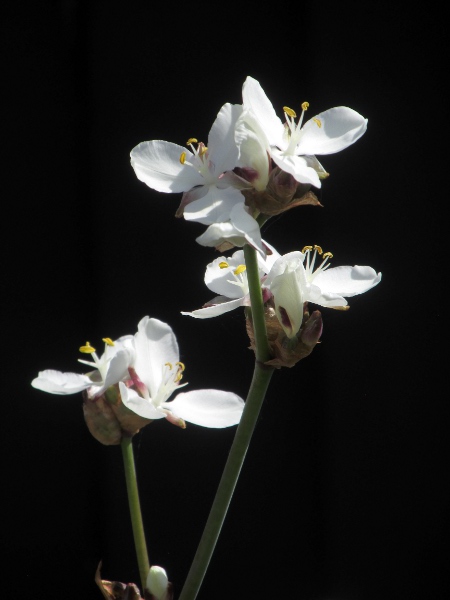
<box><xmin>219</xmin><ymin>261</ymin><xmax>229</xmax><ymax>269</ymax></box>
<box><xmin>283</xmin><ymin>106</ymin><xmax>297</xmax><ymax>118</ymax></box>
<box><xmin>165</xmin><ymin>362</ymin><xmax>173</xmax><ymax>370</ymax></box>
<box><xmin>102</xmin><ymin>337</ymin><xmax>114</xmax><ymax>346</ymax></box>
<box><xmin>314</xmin><ymin>245</ymin><xmax>323</xmax><ymax>254</ymax></box>
<box><xmin>313</xmin><ymin>118</ymin><xmax>322</xmax><ymax>128</ymax></box>
<box><xmin>302</xmin><ymin>245</ymin><xmax>313</xmax><ymax>253</ymax></box>
<box><xmin>234</xmin><ymin>264</ymin><xmax>246</xmax><ymax>275</ymax></box>
<box><xmin>199</xmin><ymin>145</ymin><xmax>207</xmax><ymax>156</ymax></box>
<box><xmin>186</xmin><ymin>138</ymin><xmax>198</xmax><ymax>145</ymax></box>
<box><xmin>176</xmin><ymin>362</ymin><xmax>186</xmax><ymax>372</ymax></box>
<box><xmin>179</xmin><ymin>152</ymin><xmax>186</xmax><ymax>164</ymax></box>
<box><xmin>323</xmin><ymin>252</ymin><xmax>333</xmax><ymax>259</ymax></box>
<box><xmin>79</xmin><ymin>342</ymin><xmax>95</xmax><ymax>354</ymax></box>
<box><xmin>301</xmin><ymin>102</ymin><xmax>309</xmax><ymax>111</ymax></box>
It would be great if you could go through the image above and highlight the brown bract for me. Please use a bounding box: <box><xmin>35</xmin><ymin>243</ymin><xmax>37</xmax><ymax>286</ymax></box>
<box><xmin>246</xmin><ymin>304</ymin><xmax>323</xmax><ymax>368</ymax></box>
<box><xmin>96</xmin><ymin>563</ymin><xmax>143</xmax><ymax>600</ymax></box>
<box><xmin>83</xmin><ymin>386</ymin><xmax>153</xmax><ymax>446</ymax></box>
<box><xmin>242</xmin><ymin>168</ymin><xmax>323</xmax><ymax>217</ymax></box>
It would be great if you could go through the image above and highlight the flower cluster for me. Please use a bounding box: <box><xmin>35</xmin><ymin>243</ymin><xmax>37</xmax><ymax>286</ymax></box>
<box><xmin>130</xmin><ymin>76</ymin><xmax>368</xmax><ymax>256</ymax></box>
<box><xmin>130</xmin><ymin>75</ymin><xmax>379</xmax><ymax>368</ymax></box>
<box><xmin>31</xmin><ymin>74</ymin><xmax>381</xmax><ymax>599</ymax></box>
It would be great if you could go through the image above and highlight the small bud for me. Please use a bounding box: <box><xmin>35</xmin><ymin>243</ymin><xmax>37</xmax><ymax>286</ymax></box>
<box><xmin>146</xmin><ymin>566</ymin><xmax>173</xmax><ymax>600</ymax></box>
<box><xmin>299</xmin><ymin>310</ymin><xmax>323</xmax><ymax>347</ymax></box>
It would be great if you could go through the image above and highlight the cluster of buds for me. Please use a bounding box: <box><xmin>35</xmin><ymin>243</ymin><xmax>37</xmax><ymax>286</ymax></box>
<box><xmin>246</xmin><ymin>303</ymin><xmax>323</xmax><ymax>368</ymax></box>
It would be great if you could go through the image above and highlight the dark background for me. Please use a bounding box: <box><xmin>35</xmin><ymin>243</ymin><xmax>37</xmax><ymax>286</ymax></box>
<box><xmin>3</xmin><ymin>2</ymin><xmax>446</xmax><ymax>599</ymax></box>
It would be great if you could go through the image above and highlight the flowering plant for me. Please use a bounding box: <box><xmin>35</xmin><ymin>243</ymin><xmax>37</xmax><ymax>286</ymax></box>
<box><xmin>31</xmin><ymin>75</ymin><xmax>380</xmax><ymax>599</ymax></box>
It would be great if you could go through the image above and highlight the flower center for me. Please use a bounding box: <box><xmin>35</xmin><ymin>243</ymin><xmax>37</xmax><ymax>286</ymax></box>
<box><xmin>283</xmin><ymin>102</ymin><xmax>321</xmax><ymax>155</ymax></box>
<box><xmin>302</xmin><ymin>245</ymin><xmax>333</xmax><ymax>282</ymax></box>
<box><xmin>78</xmin><ymin>337</ymin><xmax>115</xmax><ymax>381</ymax></box>
<box><xmin>153</xmin><ymin>361</ymin><xmax>187</xmax><ymax>407</ymax></box>
<box><xmin>219</xmin><ymin>261</ymin><xmax>249</xmax><ymax>295</ymax></box>
<box><xmin>179</xmin><ymin>138</ymin><xmax>211</xmax><ymax>180</ymax></box>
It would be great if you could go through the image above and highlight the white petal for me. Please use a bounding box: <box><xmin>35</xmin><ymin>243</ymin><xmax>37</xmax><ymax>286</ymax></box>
<box><xmin>229</xmin><ymin>203</ymin><xmax>265</xmax><ymax>256</ymax></box>
<box><xmin>181</xmin><ymin>296</ymin><xmax>245</xmax><ymax>319</ymax></box>
<box><xmin>271</xmin><ymin>150</ymin><xmax>321</xmax><ymax>187</ymax></box>
<box><xmin>196</xmin><ymin>221</ymin><xmax>246</xmax><ymax>249</ymax></box>
<box><xmin>207</xmin><ymin>103</ymin><xmax>242</xmax><ymax>176</ymax></box>
<box><xmin>119</xmin><ymin>382</ymin><xmax>164</xmax><ymax>420</ymax></box>
<box><xmin>130</xmin><ymin>141</ymin><xmax>203</xmax><ymax>193</ymax></box>
<box><xmin>183</xmin><ymin>186</ymin><xmax>244</xmax><ymax>225</ymax></box>
<box><xmin>204</xmin><ymin>251</ymin><xmax>247</xmax><ymax>298</ymax></box>
<box><xmin>242</xmin><ymin>76</ymin><xmax>285</xmax><ymax>148</ymax></box>
<box><xmin>313</xmin><ymin>265</ymin><xmax>381</xmax><ymax>297</ymax></box>
<box><xmin>99</xmin><ymin>350</ymin><xmax>133</xmax><ymax>393</ymax></box>
<box><xmin>264</xmin><ymin>252</ymin><xmax>304</xmax><ymax>286</ymax></box>
<box><xmin>164</xmin><ymin>390</ymin><xmax>245</xmax><ymax>428</ymax></box>
<box><xmin>235</xmin><ymin>110</ymin><xmax>271</xmax><ymax>191</ymax></box>
<box><xmin>31</xmin><ymin>370</ymin><xmax>92</xmax><ymax>395</ymax></box>
<box><xmin>297</xmin><ymin>107</ymin><xmax>368</xmax><ymax>156</ymax></box>
<box><xmin>134</xmin><ymin>317</ymin><xmax>179</xmax><ymax>398</ymax></box>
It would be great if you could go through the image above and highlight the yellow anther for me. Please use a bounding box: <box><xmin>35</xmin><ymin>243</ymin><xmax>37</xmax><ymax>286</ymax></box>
<box><xmin>302</xmin><ymin>245</ymin><xmax>313</xmax><ymax>253</ymax></box>
<box><xmin>175</xmin><ymin>372</ymin><xmax>183</xmax><ymax>382</ymax></box>
<box><xmin>233</xmin><ymin>264</ymin><xmax>247</xmax><ymax>276</ymax></box>
<box><xmin>179</xmin><ymin>152</ymin><xmax>186</xmax><ymax>165</ymax></box>
<box><xmin>176</xmin><ymin>361</ymin><xmax>186</xmax><ymax>372</ymax></box>
<box><xmin>79</xmin><ymin>342</ymin><xmax>96</xmax><ymax>354</ymax></box>
<box><xmin>102</xmin><ymin>337</ymin><xmax>114</xmax><ymax>346</ymax></box>
<box><xmin>313</xmin><ymin>118</ymin><xmax>322</xmax><ymax>128</ymax></box>
<box><xmin>283</xmin><ymin>106</ymin><xmax>297</xmax><ymax>118</ymax></box>
<box><xmin>219</xmin><ymin>261</ymin><xmax>229</xmax><ymax>269</ymax></box>
<box><xmin>199</xmin><ymin>145</ymin><xmax>207</xmax><ymax>156</ymax></box>
<box><xmin>323</xmin><ymin>252</ymin><xmax>333</xmax><ymax>259</ymax></box>
<box><xmin>165</xmin><ymin>362</ymin><xmax>173</xmax><ymax>370</ymax></box>
<box><xmin>186</xmin><ymin>138</ymin><xmax>198</xmax><ymax>145</ymax></box>
<box><xmin>313</xmin><ymin>245</ymin><xmax>323</xmax><ymax>254</ymax></box>
<box><xmin>301</xmin><ymin>102</ymin><xmax>309</xmax><ymax>111</ymax></box>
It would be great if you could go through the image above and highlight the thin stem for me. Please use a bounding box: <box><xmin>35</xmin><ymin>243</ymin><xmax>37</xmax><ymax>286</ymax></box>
<box><xmin>243</xmin><ymin>243</ymin><xmax>271</xmax><ymax>363</ymax></box>
<box><xmin>121</xmin><ymin>435</ymin><xmax>150</xmax><ymax>593</ymax></box>
<box><xmin>178</xmin><ymin>244</ymin><xmax>274</xmax><ymax>600</ymax></box>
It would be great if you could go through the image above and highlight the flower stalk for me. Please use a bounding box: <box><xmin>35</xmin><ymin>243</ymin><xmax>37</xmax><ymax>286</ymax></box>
<box><xmin>178</xmin><ymin>243</ymin><xmax>274</xmax><ymax>600</ymax></box>
<box><xmin>121</xmin><ymin>434</ymin><xmax>150</xmax><ymax>594</ymax></box>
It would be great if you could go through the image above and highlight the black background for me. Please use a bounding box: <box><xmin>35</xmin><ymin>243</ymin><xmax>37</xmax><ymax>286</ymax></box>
<box><xmin>3</xmin><ymin>2</ymin><xmax>446</xmax><ymax>599</ymax></box>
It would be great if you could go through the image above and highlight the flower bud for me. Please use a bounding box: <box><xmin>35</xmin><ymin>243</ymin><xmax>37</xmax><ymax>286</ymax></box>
<box><xmin>299</xmin><ymin>309</ymin><xmax>323</xmax><ymax>348</ymax></box>
<box><xmin>82</xmin><ymin>384</ymin><xmax>154</xmax><ymax>446</ymax></box>
<box><xmin>146</xmin><ymin>566</ymin><xmax>173</xmax><ymax>600</ymax></box>
<box><xmin>246</xmin><ymin>303</ymin><xmax>322</xmax><ymax>368</ymax></box>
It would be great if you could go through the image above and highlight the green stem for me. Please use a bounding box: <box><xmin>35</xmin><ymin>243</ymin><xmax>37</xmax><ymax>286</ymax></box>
<box><xmin>178</xmin><ymin>244</ymin><xmax>274</xmax><ymax>600</ymax></box>
<box><xmin>121</xmin><ymin>435</ymin><xmax>150</xmax><ymax>593</ymax></box>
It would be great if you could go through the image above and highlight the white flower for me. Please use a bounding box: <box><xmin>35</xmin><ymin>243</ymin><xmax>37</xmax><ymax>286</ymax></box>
<box><xmin>264</xmin><ymin>245</ymin><xmax>382</xmax><ymax>338</ymax></box>
<box><xmin>241</xmin><ymin>76</ymin><xmax>368</xmax><ymax>188</ymax></box>
<box><xmin>31</xmin><ymin>336</ymin><xmax>135</xmax><ymax>396</ymax></box>
<box><xmin>119</xmin><ymin>317</ymin><xmax>244</xmax><ymax>428</ymax></box>
<box><xmin>130</xmin><ymin>103</ymin><xmax>247</xmax><ymax>225</ymax></box>
<box><xmin>182</xmin><ymin>243</ymin><xmax>279</xmax><ymax>319</ymax></box>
